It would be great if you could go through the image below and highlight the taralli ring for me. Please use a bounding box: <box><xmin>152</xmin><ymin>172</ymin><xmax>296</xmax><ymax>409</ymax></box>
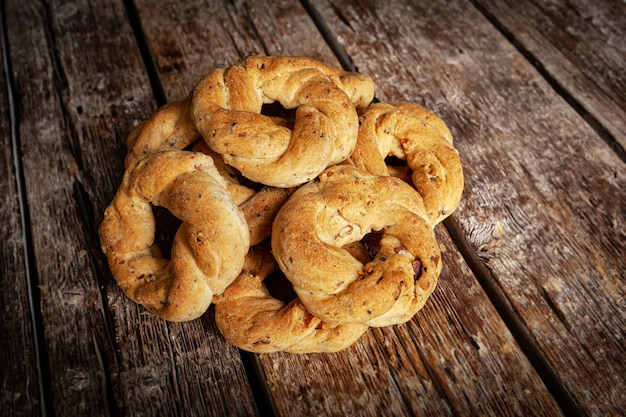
<box><xmin>214</xmin><ymin>242</ymin><xmax>368</xmax><ymax>353</ymax></box>
<box><xmin>350</xmin><ymin>102</ymin><xmax>464</xmax><ymax>225</ymax></box>
<box><xmin>190</xmin><ymin>55</ymin><xmax>374</xmax><ymax>187</ymax></box>
<box><xmin>191</xmin><ymin>139</ymin><xmax>257</xmax><ymax>205</ymax></box>
<box><xmin>99</xmin><ymin>150</ymin><xmax>250</xmax><ymax>321</ymax></box>
<box><xmin>271</xmin><ymin>165</ymin><xmax>442</xmax><ymax>327</ymax></box>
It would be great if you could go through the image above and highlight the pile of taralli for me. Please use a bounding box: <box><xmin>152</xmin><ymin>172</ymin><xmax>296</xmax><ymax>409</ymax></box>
<box><xmin>99</xmin><ymin>55</ymin><xmax>464</xmax><ymax>354</ymax></box>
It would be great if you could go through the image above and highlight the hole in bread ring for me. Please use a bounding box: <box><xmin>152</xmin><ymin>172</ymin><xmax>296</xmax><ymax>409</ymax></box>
<box><xmin>271</xmin><ymin>165</ymin><xmax>442</xmax><ymax>327</ymax></box>
<box><xmin>190</xmin><ymin>56</ymin><xmax>374</xmax><ymax>188</ymax></box>
<box><xmin>349</xmin><ymin>102</ymin><xmax>464</xmax><ymax>226</ymax></box>
<box><xmin>214</xmin><ymin>241</ymin><xmax>368</xmax><ymax>353</ymax></box>
<box><xmin>99</xmin><ymin>150</ymin><xmax>250</xmax><ymax>321</ymax></box>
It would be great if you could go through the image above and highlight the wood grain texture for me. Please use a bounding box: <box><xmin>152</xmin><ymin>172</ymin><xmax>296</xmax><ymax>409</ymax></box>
<box><xmin>136</xmin><ymin>1</ymin><xmax>562</xmax><ymax>415</ymax></box>
<box><xmin>4</xmin><ymin>1</ymin><xmax>112</xmax><ymax>411</ymax></box>
<box><xmin>310</xmin><ymin>0</ymin><xmax>626</xmax><ymax>415</ymax></box>
<box><xmin>0</xmin><ymin>23</ymin><xmax>42</xmax><ymax>417</ymax></box>
<box><xmin>4</xmin><ymin>0</ymin><xmax>257</xmax><ymax>415</ymax></box>
<box><xmin>473</xmin><ymin>0</ymin><xmax>626</xmax><ymax>153</ymax></box>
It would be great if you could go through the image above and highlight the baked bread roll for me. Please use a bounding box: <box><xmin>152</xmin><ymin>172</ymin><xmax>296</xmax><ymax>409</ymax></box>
<box><xmin>125</xmin><ymin>97</ymin><xmax>200</xmax><ymax>168</ymax></box>
<box><xmin>99</xmin><ymin>150</ymin><xmax>249</xmax><ymax>321</ymax></box>
<box><xmin>99</xmin><ymin>56</ymin><xmax>462</xmax><ymax>353</ymax></box>
<box><xmin>214</xmin><ymin>242</ymin><xmax>368</xmax><ymax>353</ymax></box>
<box><xmin>190</xmin><ymin>55</ymin><xmax>374</xmax><ymax>187</ymax></box>
<box><xmin>272</xmin><ymin>165</ymin><xmax>441</xmax><ymax>327</ymax></box>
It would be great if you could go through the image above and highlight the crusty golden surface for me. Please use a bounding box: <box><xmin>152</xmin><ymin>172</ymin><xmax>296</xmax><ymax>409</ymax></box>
<box><xmin>214</xmin><ymin>242</ymin><xmax>368</xmax><ymax>353</ymax></box>
<box><xmin>333</xmin><ymin>68</ymin><xmax>377</xmax><ymax>111</ymax></box>
<box><xmin>349</xmin><ymin>102</ymin><xmax>464</xmax><ymax>226</ymax></box>
<box><xmin>99</xmin><ymin>150</ymin><xmax>250</xmax><ymax>321</ymax></box>
<box><xmin>190</xmin><ymin>55</ymin><xmax>375</xmax><ymax>187</ymax></box>
<box><xmin>125</xmin><ymin>97</ymin><xmax>200</xmax><ymax>168</ymax></box>
<box><xmin>271</xmin><ymin>165</ymin><xmax>442</xmax><ymax>327</ymax></box>
<box><xmin>192</xmin><ymin>139</ymin><xmax>294</xmax><ymax>246</ymax></box>
<box><xmin>191</xmin><ymin>139</ymin><xmax>257</xmax><ymax>205</ymax></box>
<box><xmin>239</xmin><ymin>186</ymin><xmax>293</xmax><ymax>246</ymax></box>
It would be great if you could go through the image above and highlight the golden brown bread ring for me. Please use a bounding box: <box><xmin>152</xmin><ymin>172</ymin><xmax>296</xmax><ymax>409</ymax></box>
<box><xmin>271</xmin><ymin>165</ymin><xmax>442</xmax><ymax>327</ymax></box>
<box><xmin>332</xmin><ymin>68</ymin><xmax>377</xmax><ymax>111</ymax></box>
<box><xmin>214</xmin><ymin>242</ymin><xmax>368</xmax><ymax>353</ymax></box>
<box><xmin>190</xmin><ymin>55</ymin><xmax>375</xmax><ymax>187</ymax></box>
<box><xmin>99</xmin><ymin>150</ymin><xmax>250</xmax><ymax>321</ymax></box>
<box><xmin>350</xmin><ymin>102</ymin><xmax>463</xmax><ymax>226</ymax></box>
<box><xmin>125</xmin><ymin>97</ymin><xmax>200</xmax><ymax>168</ymax></box>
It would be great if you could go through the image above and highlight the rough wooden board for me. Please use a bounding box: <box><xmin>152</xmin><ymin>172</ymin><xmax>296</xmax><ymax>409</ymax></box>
<box><xmin>3</xmin><ymin>2</ymin><xmax>115</xmax><ymax>413</ymax></box>
<box><xmin>0</xmin><ymin>24</ymin><xmax>43</xmax><ymax>417</ymax></box>
<box><xmin>3</xmin><ymin>0</ymin><xmax>257</xmax><ymax>415</ymax></box>
<box><xmin>136</xmin><ymin>1</ymin><xmax>562</xmax><ymax>416</ymax></box>
<box><xmin>473</xmin><ymin>0</ymin><xmax>626</xmax><ymax>153</ymax></box>
<box><xmin>310</xmin><ymin>0</ymin><xmax>626</xmax><ymax>415</ymax></box>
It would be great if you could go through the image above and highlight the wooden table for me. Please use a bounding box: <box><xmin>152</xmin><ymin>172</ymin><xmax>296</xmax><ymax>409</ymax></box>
<box><xmin>2</xmin><ymin>0</ymin><xmax>624</xmax><ymax>416</ymax></box>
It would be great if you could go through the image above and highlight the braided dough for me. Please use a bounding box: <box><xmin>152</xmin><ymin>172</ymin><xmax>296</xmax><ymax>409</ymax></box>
<box><xmin>272</xmin><ymin>165</ymin><xmax>441</xmax><ymax>327</ymax></box>
<box><xmin>191</xmin><ymin>139</ymin><xmax>257</xmax><ymax>206</ymax></box>
<box><xmin>99</xmin><ymin>150</ymin><xmax>249</xmax><ymax>321</ymax></box>
<box><xmin>214</xmin><ymin>242</ymin><xmax>368</xmax><ymax>353</ymax></box>
<box><xmin>350</xmin><ymin>102</ymin><xmax>463</xmax><ymax>225</ymax></box>
<box><xmin>190</xmin><ymin>55</ymin><xmax>375</xmax><ymax>187</ymax></box>
<box><xmin>125</xmin><ymin>97</ymin><xmax>200</xmax><ymax>168</ymax></box>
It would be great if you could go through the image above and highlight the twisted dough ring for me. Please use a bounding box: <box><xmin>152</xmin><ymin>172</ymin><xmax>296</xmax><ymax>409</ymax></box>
<box><xmin>99</xmin><ymin>150</ymin><xmax>250</xmax><ymax>321</ymax></box>
<box><xmin>350</xmin><ymin>102</ymin><xmax>463</xmax><ymax>226</ymax></box>
<box><xmin>190</xmin><ymin>55</ymin><xmax>375</xmax><ymax>187</ymax></box>
<box><xmin>271</xmin><ymin>165</ymin><xmax>442</xmax><ymax>327</ymax></box>
<box><xmin>214</xmin><ymin>242</ymin><xmax>368</xmax><ymax>353</ymax></box>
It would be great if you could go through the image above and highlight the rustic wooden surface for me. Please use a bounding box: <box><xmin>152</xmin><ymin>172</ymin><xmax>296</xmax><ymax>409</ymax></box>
<box><xmin>1</xmin><ymin>0</ymin><xmax>624</xmax><ymax>416</ymax></box>
<box><xmin>0</xmin><ymin>17</ymin><xmax>43</xmax><ymax>414</ymax></box>
<box><xmin>473</xmin><ymin>0</ymin><xmax>626</xmax><ymax>154</ymax></box>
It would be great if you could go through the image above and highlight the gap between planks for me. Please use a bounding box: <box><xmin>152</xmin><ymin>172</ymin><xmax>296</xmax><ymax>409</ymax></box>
<box><xmin>443</xmin><ymin>218</ymin><xmax>585</xmax><ymax>417</ymax></box>
<box><xmin>124</xmin><ymin>0</ymin><xmax>168</xmax><ymax>106</ymax></box>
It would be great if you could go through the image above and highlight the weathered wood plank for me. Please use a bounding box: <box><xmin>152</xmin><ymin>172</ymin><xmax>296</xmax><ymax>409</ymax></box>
<box><xmin>0</xmin><ymin>21</ymin><xmax>42</xmax><ymax>417</ymax></box>
<box><xmin>310</xmin><ymin>0</ymin><xmax>626</xmax><ymax>415</ymax></box>
<box><xmin>4</xmin><ymin>0</ymin><xmax>257</xmax><ymax>415</ymax></box>
<box><xmin>473</xmin><ymin>0</ymin><xmax>626</xmax><ymax>153</ymax></box>
<box><xmin>136</xmin><ymin>1</ymin><xmax>562</xmax><ymax>415</ymax></box>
